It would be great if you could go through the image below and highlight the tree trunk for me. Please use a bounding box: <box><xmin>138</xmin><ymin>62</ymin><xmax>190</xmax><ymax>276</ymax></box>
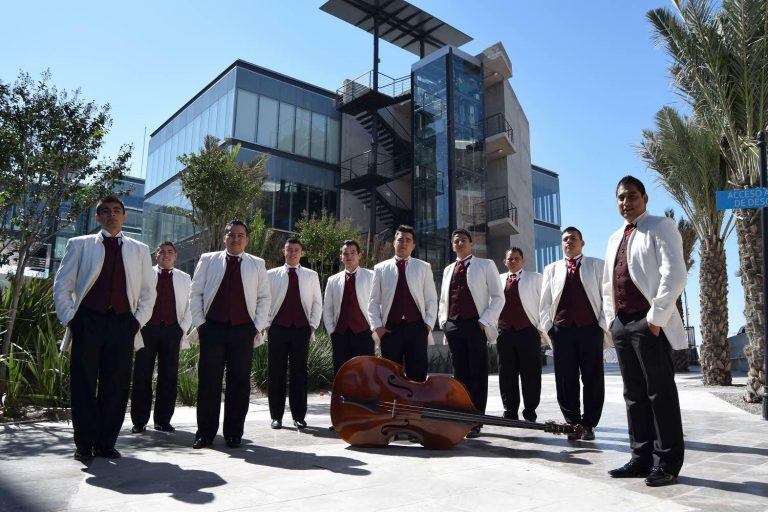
<box><xmin>672</xmin><ymin>296</ymin><xmax>689</xmax><ymax>372</ymax></box>
<box><xmin>0</xmin><ymin>253</ymin><xmax>28</xmax><ymax>400</ymax></box>
<box><xmin>698</xmin><ymin>238</ymin><xmax>731</xmax><ymax>385</ymax></box>
<box><xmin>734</xmin><ymin>212</ymin><xmax>765</xmax><ymax>402</ymax></box>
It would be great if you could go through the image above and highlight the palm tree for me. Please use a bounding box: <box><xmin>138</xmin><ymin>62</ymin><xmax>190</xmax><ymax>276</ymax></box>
<box><xmin>638</xmin><ymin>107</ymin><xmax>734</xmax><ymax>385</ymax></box>
<box><xmin>648</xmin><ymin>0</ymin><xmax>768</xmax><ymax>400</ymax></box>
<box><xmin>664</xmin><ymin>208</ymin><xmax>697</xmax><ymax>373</ymax></box>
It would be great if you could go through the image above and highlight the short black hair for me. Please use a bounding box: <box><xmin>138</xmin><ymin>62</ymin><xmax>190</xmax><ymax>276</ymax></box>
<box><xmin>506</xmin><ymin>247</ymin><xmax>524</xmax><ymax>259</ymax></box>
<box><xmin>561</xmin><ymin>226</ymin><xmax>583</xmax><ymax>240</ymax></box>
<box><xmin>225</xmin><ymin>219</ymin><xmax>249</xmax><ymax>236</ymax></box>
<box><xmin>285</xmin><ymin>237</ymin><xmax>303</xmax><ymax>249</ymax></box>
<box><xmin>616</xmin><ymin>175</ymin><xmax>646</xmax><ymax>196</ymax></box>
<box><xmin>451</xmin><ymin>229</ymin><xmax>473</xmax><ymax>243</ymax></box>
<box><xmin>341</xmin><ymin>239</ymin><xmax>361</xmax><ymax>253</ymax></box>
<box><xmin>96</xmin><ymin>195</ymin><xmax>125</xmax><ymax>214</ymax></box>
<box><xmin>395</xmin><ymin>224</ymin><xmax>416</xmax><ymax>241</ymax></box>
<box><xmin>156</xmin><ymin>241</ymin><xmax>176</xmax><ymax>253</ymax></box>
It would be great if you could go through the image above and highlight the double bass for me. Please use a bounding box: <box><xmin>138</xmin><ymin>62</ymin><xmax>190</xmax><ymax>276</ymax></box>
<box><xmin>330</xmin><ymin>356</ymin><xmax>582</xmax><ymax>449</ymax></box>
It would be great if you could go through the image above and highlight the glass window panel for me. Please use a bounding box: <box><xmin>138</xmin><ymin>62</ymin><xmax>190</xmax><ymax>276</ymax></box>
<box><xmin>278</xmin><ymin>102</ymin><xmax>295</xmax><ymax>152</ymax></box>
<box><xmin>257</xmin><ymin>96</ymin><xmax>278</xmax><ymax>148</ymax></box>
<box><xmin>192</xmin><ymin>114</ymin><xmax>203</xmax><ymax>152</ymax></box>
<box><xmin>225</xmin><ymin>89</ymin><xmax>235</xmax><ymax>139</ymax></box>
<box><xmin>200</xmin><ymin>107</ymin><xmax>211</xmax><ymax>142</ymax></box>
<box><xmin>207</xmin><ymin>104</ymin><xmax>218</xmax><ymax>140</ymax></box>
<box><xmin>310</xmin><ymin>112</ymin><xmax>326</xmax><ymax>160</ymax></box>
<box><xmin>326</xmin><ymin>117</ymin><xmax>340</xmax><ymax>164</ymax></box>
<box><xmin>216</xmin><ymin>94</ymin><xmax>227</xmax><ymax>139</ymax></box>
<box><xmin>295</xmin><ymin>108</ymin><xmax>311</xmax><ymax>157</ymax></box>
<box><xmin>234</xmin><ymin>89</ymin><xmax>258</xmax><ymax>142</ymax></box>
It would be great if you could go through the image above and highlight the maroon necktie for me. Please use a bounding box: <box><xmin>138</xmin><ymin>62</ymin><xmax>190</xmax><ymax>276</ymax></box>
<box><xmin>566</xmin><ymin>258</ymin><xmax>579</xmax><ymax>278</ymax></box>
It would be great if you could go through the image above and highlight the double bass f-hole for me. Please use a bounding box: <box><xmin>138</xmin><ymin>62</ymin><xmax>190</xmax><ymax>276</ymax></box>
<box><xmin>387</xmin><ymin>374</ymin><xmax>414</xmax><ymax>397</ymax></box>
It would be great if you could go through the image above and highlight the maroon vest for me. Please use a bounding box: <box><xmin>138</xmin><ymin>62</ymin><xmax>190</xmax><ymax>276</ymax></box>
<box><xmin>447</xmin><ymin>259</ymin><xmax>479</xmax><ymax>321</ymax></box>
<box><xmin>80</xmin><ymin>235</ymin><xmax>130</xmax><ymax>315</ymax></box>
<box><xmin>613</xmin><ymin>224</ymin><xmax>650</xmax><ymax>317</ymax></box>
<box><xmin>499</xmin><ymin>273</ymin><xmax>532</xmax><ymax>331</ymax></box>
<box><xmin>206</xmin><ymin>255</ymin><xmax>251</xmax><ymax>326</ymax></box>
<box><xmin>148</xmin><ymin>269</ymin><xmax>177</xmax><ymax>326</ymax></box>
<box><xmin>334</xmin><ymin>271</ymin><xmax>370</xmax><ymax>334</ymax></box>
<box><xmin>272</xmin><ymin>267</ymin><xmax>309</xmax><ymax>328</ymax></box>
<box><xmin>387</xmin><ymin>258</ymin><xmax>422</xmax><ymax>324</ymax></box>
<box><xmin>554</xmin><ymin>264</ymin><xmax>597</xmax><ymax>327</ymax></box>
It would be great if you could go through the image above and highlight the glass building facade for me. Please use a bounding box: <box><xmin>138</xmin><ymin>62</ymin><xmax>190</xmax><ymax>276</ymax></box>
<box><xmin>412</xmin><ymin>47</ymin><xmax>485</xmax><ymax>280</ymax></box>
<box><xmin>143</xmin><ymin>61</ymin><xmax>341</xmax><ymax>259</ymax></box>
<box><xmin>532</xmin><ymin>165</ymin><xmax>562</xmax><ymax>271</ymax></box>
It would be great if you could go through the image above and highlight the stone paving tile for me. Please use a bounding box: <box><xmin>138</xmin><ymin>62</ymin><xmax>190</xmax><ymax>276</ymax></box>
<box><xmin>2</xmin><ymin>366</ymin><xmax>768</xmax><ymax>512</ymax></box>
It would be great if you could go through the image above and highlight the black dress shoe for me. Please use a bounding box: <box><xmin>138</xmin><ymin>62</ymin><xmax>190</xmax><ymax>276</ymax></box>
<box><xmin>522</xmin><ymin>411</ymin><xmax>537</xmax><ymax>422</ymax></box>
<box><xmin>154</xmin><ymin>423</ymin><xmax>175</xmax><ymax>432</ymax></box>
<box><xmin>226</xmin><ymin>437</ymin><xmax>242</xmax><ymax>448</ymax></box>
<box><xmin>502</xmin><ymin>411</ymin><xmax>519</xmax><ymax>420</ymax></box>
<box><xmin>192</xmin><ymin>437</ymin><xmax>210</xmax><ymax>449</ymax></box>
<box><xmin>131</xmin><ymin>425</ymin><xmax>146</xmax><ymax>434</ymax></box>
<box><xmin>581</xmin><ymin>428</ymin><xmax>595</xmax><ymax>441</ymax></box>
<box><xmin>94</xmin><ymin>447</ymin><xmax>121</xmax><ymax>459</ymax></box>
<box><xmin>293</xmin><ymin>419</ymin><xmax>307</xmax><ymax>429</ymax></box>
<box><xmin>271</xmin><ymin>419</ymin><xmax>282</xmax><ymax>429</ymax></box>
<box><xmin>466</xmin><ymin>426</ymin><xmax>482</xmax><ymax>438</ymax></box>
<box><xmin>609</xmin><ymin>460</ymin><xmax>652</xmax><ymax>478</ymax></box>
<box><xmin>645</xmin><ymin>466</ymin><xmax>677</xmax><ymax>487</ymax></box>
<box><xmin>74</xmin><ymin>447</ymin><xmax>93</xmax><ymax>461</ymax></box>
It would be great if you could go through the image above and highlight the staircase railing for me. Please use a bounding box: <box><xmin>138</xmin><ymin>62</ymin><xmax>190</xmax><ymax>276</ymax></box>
<box><xmin>486</xmin><ymin>112</ymin><xmax>514</xmax><ymax>142</ymax></box>
<box><xmin>339</xmin><ymin>150</ymin><xmax>411</xmax><ymax>185</ymax></box>
<box><xmin>486</xmin><ymin>195</ymin><xmax>518</xmax><ymax>225</ymax></box>
<box><xmin>336</xmin><ymin>70</ymin><xmax>411</xmax><ymax>109</ymax></box>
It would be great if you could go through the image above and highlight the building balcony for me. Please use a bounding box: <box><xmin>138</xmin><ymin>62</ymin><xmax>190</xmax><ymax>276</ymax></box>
<box><xmin>335</xmin><ymin>71</ymin><xmax>411</xmax><ymax>115</ymax></box>
<box><xmin>485</xmin><ymin>113</ymin><xmax>515</xmax><ymax>160</ymax></box>
<box><xmin>480</xmin><ymin>42</ymin><xmax>513</xmax><ymax>88</ymax></box>
<box><xmin>338</xmin><ymin>150</ymin><xmax>410</xmax><ymax>190</ymax></box>
<box><xmin>486</xmin><ymin>195</ymin><xmax>519</xmax><ymax>236</ymax></box>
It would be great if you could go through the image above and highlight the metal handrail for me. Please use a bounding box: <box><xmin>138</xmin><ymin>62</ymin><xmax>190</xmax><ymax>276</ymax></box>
<box><xmin>339</xmin><ymin>150</ymin><xmax>411</xmax><ymax>185</ymax></box>
<box><xmin>486</xmin><ymin>113</ymin><xmax>514</xmax><ymax>142</ymax></box>
<box><xmin>336</xmin><ymin>70</ymin><xmax>411</xmax><ymax>107</ymax></box>
<box><xmin>486</xmin><ymin>195</ymin><xmax>518</xmax><ymax>225</ymax></box>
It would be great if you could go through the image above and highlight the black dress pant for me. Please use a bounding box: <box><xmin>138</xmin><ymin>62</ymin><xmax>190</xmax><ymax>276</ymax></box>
<box><xmin>380</xmin><ymin>320</ymin><xmax>428</xmax><ymax>382</ymax></box>
<box><xmin>611</xmin><ymin>316</ymin><xmax>684</xmax><ymax>475</ymax></box>
<box><xmin>131</xmin><ymin>322</ymin><xmax>182</xmax><ymax>427</ymax></box>
<box><xmin>331</xmin><ymin>329</ymin><xmax>375</xmax><ymax>376</ymax></box>
<box><xmin>550</xmin><ymin>323</ymin><xmax>604</xmax><ymax>428</ymax></box>
<box><xmin>497</xmin><ymin>325</ymin><xmax>541</xmax><ymax>421</ymax></box>
<box><xmin>267</xmin><ymin>324</ymin><xmax>311</xmax><ymax>422</ymax></box>
<box><xmin>69</xmin><ymin>308</ymin><xmax>137</xmax><ymax>451</ymax></box>
<box><xmin>444</xmin><ymin>318</ymin><xmax>488</xmax><ymax>413</ymax></box>
<box><xmin>196</xmin><ymin>321</ymin><xmax>255</xmax><ymax>442</ymax></box>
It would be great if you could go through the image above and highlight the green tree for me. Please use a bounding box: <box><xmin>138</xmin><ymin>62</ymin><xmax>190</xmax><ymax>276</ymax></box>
<box><xmin>177</xmin><ymin>135</ymin><xmax>266</xmax><ymax>255</ymax></box>
<box><xmin>664</xmin><ymin>208</ymin><xmax>698</xmax><ymax>373</ymax></box>
<box><xmin>0</xmin><ymin>70</ymin><xmax>130</xmax><ymax>400</ymax></box>
<box><xmin>294</xmin><ymin>210</ymin><xmax>360</xmax><ymax>288</ymax></box>
<box><xmin>639</xmin><ymin>107</ymin><xmax>734</xmax><ymax>384</ymax></box>
<box><xmin>648</xmin><ymin>0</ymin><xmax>768</xmax><ymax>401</ymax></box>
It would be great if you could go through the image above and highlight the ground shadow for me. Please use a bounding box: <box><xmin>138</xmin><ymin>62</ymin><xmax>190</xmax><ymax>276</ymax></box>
<box><xmin>222</xmin><ymin>443</ymin><xmax>370</xmax><ymax>475</ymax></box>
<box><xmin>677</xmin><ymin>475</ymin><xmax>768</xmax><ymax>498</ymax></box>
<box><xmin>82</xmin><ymin>457</ymin><xmax>226</xmax><ymax>504</ymax></box>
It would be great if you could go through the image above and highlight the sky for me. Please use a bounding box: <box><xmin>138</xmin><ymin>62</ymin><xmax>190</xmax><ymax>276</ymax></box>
<box><xmin>0</xmin><ymin>0</ymin><xmax>747</xmax><ymax>335</ymax></box>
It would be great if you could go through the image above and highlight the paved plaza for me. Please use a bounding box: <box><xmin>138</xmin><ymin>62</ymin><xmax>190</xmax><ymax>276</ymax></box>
<box><xmin>1</xmin><ymin>364</ymin><xmax>766</xmax><ymax>512</ymax></box>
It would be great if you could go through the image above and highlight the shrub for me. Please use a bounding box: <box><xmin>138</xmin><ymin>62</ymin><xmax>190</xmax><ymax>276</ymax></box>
<box><xmin>176</xmin><ymin>346</ymin><xmax>199</xmax><ymax>406</ymax></box>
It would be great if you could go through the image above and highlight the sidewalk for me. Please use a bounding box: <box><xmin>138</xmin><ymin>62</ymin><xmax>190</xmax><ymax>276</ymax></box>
<box><xmin>1</xmin><ymin>364</ymin><xmax>766</xmax><ymax>512</ymax></box>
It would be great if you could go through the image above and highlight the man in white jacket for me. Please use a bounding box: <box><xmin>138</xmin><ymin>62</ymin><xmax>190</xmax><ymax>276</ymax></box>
<box><xmin>323</xmin><ymin>240</ymin><xmax>374</xmax><ymax>376</ymax></box>
<box><xmin>53</xmin><ymin>195</ymin><xmax>156</xmax><ymax>461</ymax></box>
<box><xmin>368</xmin><ymin>225</ymin><xmax>437</xmax><ymax>382</ymax></box>
<box><xmin>130</xmin><ymin>241</ymin><xmax>192</xmax><ymax>434</ymax></box>
<box><xmin>438</xmin><ymin>229</ymin><xmax>504</xmax><ymax>437</ymax></box>
<box><xmin>266</xmin><ymin>238</ymin><xmax>322</xmax><ymax>430</ymax></box>
<box><xmin>603</xmin><ymin>176</ymin><xmax>686</xmax><ymax>487</ymax></box>
<box><xmin>541</xmin><ymin>227</ymin><xmax>608</xmax><ymax>441</ymax></box>
<box><xmin>189</xmin><ymin>220</ymin><xmax>270</xmax><ymax>449</ymax></box>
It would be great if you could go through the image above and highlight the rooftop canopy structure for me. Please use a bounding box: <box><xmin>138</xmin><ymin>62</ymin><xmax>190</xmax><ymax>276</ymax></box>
<box><xmin>320</xmin><ymin>0</ymin><xmax>472</xmax><ymax>58</ymax></box>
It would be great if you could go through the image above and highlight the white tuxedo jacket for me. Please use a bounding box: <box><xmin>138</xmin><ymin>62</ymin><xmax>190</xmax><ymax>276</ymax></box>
<box><xmin>267</xmin><ymin>265</ymin><xmax>323</xmax><ymax>330</ymax></box>
<box><xmin>602</xmin><ymin>212</ymin><xmax>687</xmax><ymax>350</ymax></box>
<box><xmin>498</xmin><ymin>270</ymin><xmax>549</xmax><ymax>346</ymax></box>
<box><xmin>437</xmin><ymin>257</ymin><xmax>504</xmax><ymax>342</ymax></box>
<box><xmin>152</xmin><ymin>265</ymin><xmax>193</xmax><ymax>348</ymax></box>
<box><xmin>540</xmin><ymin>256</ymin><xmax>610</xmax><ymax>347</ymax></box>
<box><xmin>323</xmin><ymin>267</ymin><xmax>374</xmax><ymax>334</ymax></box>
<box><xmin>53</xmin><ymin>232</ymin><xmax>157</xmax><ymax>351</ymax></box>
<box><xmin>189</xmin><ymin>251</ymin><xmax>271</xmax><ymax>346</ymax></box>
<box><xmin>368</xmin><ymin>257</ymin><xmax>438</xmax><ymax>344</ymax></box>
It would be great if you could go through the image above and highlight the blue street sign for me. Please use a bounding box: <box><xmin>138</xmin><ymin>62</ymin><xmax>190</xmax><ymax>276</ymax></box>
<box><xmin>716</xmin><ymin>188</ymin><xmax>768</xmax><ymax>210</ymax></box>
